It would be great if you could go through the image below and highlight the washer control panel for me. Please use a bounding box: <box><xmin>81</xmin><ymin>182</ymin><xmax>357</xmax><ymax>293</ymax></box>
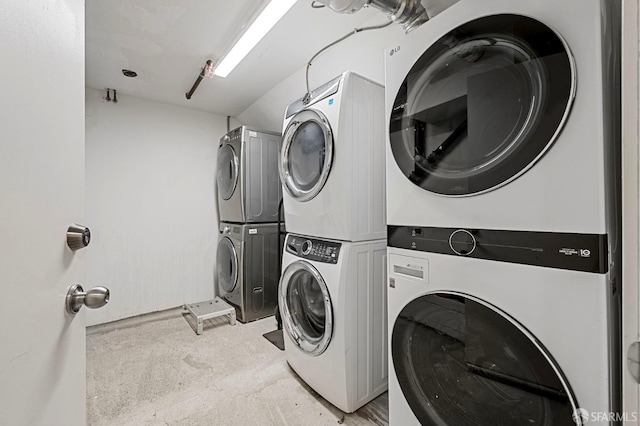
<box><xmin>387</xmin><ymin>225</ymin><xmax>608</xmax><ymax>274</ymax></box>
<box><xmin>286</xmin><ymin>235</ymin><xmax>341</xmax><ymax>264</ymax></box>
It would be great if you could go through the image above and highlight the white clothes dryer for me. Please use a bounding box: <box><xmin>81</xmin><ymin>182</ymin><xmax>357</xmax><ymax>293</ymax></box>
<box><xmin>217</xmin><ymin>126</ymin><xmax>282</xmax><ymax>223</ymax></box>
<box><xmin>280</xmin><ymin>71</ymin><xmax>386</xmax><ymax>242</ymax></box>
<box><xmin>278</xmin><ymin>233</ymin><xmax>387</xmax><ymax>413</ymax></box>
<box><xmin>385</xmin><ymin>0</ymin><xmax>620</xmax><ymax>235</ymax></box>
<box><xmin>387</xmin><ymin>235</ymin><xmax>618</xmax><ymax>425</ymax></box>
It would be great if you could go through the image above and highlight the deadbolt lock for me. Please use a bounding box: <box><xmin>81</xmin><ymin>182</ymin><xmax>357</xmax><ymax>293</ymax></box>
<box><xmin>67</xmin><ymin>223</ymin><xmax>90</xmax><ymax>251</ymax></box>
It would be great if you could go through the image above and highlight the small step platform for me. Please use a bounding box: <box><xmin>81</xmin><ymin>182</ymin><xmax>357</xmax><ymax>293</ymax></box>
<box><xmin>184</xmin><ymin>297</ymin><xmax>236</xmax><ymax>335</ymax></box>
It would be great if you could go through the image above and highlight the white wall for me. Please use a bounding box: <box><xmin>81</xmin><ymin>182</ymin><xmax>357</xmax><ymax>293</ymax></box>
<box><xmin>85</xmin><ymin>88</ymin><xmax>239</xmax><ymax>326</ymax></box>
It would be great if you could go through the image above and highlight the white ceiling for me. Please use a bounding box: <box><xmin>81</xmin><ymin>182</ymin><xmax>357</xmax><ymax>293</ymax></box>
<box><xmin>85</xmin><ymin>0</ymin><xmax>380</xmax><ymax>117</ymax></box>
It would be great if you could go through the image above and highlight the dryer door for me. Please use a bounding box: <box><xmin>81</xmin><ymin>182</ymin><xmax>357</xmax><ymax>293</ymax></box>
<box><xmin>217</xmin><ymin>144</ymin><xmax>239</xmax><ymax>201</ymax></box>
<box><xmin>216</xmin><ymin>236</ymin><xmax>238</xmax><ymax>294</ymax></box>
<box><xmin>389</xmin><ymin>14</ymin><xmax>575</xmax><ymax>196</ymax></box>
<box><xmin>279</xmin><ymin>109</ymin><xmax>333</xmax><ymax>202</ymax></box>
<box><xmin>279</xmin><ymin>260</ymin><xmax>333</xmax><ymax>355</ymax></box>
<box><xmin>391</xmin><ymin>292</ymin><xmax>580</xmax><ymax>425</ymax></box>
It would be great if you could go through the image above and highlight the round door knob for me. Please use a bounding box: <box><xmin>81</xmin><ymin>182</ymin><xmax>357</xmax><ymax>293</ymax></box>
<box><xmin>448</xmin><ymin>229</ymin><xmax>477</xmax><ymax>256</ymax></box>
<box><xmin>66</xmin><ymin>284</ymin><xmax>110</xmax><ymax>315</ymax></box>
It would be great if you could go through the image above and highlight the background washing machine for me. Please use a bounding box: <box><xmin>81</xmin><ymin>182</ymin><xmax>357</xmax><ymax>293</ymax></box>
<box><xmin>216</xmin><ymin>222</ymin><xmax>281</xmax><ymax>323</ymax></box>
<box><xmin>279</xmin><ymin>71</ymin><xmax>386</xmax><ymax>242</ymax></box>
<box><xmin>384</xmin><ymin>0</ymin><xmax>620</xmax><ymax>236</ymax></box>
<box><xmin>387</xmin><ymin>233</ymin><xmax>617</xmax><ymax>426</ymax></box>
<box><xmin>217</xmin><ymin>126</ymin><xmax>282</xmax><ymax>224</ymax></box>
<box><xmin>278</xmin><ymin>234</ymin><xmax>387</xmax><ymax>413</ymax></box>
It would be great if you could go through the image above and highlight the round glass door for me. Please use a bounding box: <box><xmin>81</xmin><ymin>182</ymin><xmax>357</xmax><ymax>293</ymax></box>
<box><xmin>216</xmin><ymin>237</ymin><xmax>238</xmax><ymax>294</ymax></box>
<box><xmin>217</xmin><ymin>144</ymin><xmax>239</xmax><ymax>200</ymax></box>
<box><xmin>279</xmin><ymin>109</ymin><xmax>333</xmax><ymax>201</ymax></box>
<box><xmin>389</xmin><ymin>14</ymin><xmax>575</xmax><ymax>196</ymax></box>
<box><xmin>391</xmin><ymin>292</ymin><xmax>579</xmax><ymax>425</ymax></box>
<box><xmin>279</xmin><ymin>260</ymin><xmax>333</xmax><ymax>355</ymax></box>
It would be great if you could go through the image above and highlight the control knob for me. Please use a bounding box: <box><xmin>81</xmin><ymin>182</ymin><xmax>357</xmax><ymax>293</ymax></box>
<box><xmin>449</xmin><ymin>229</ymin><xmax>477</xmax><ymax>256</ymax></box>
<box><xmin>302</xmin><ymin>240</ymin><xmax>313</xmax><ymax>255</ymax></box>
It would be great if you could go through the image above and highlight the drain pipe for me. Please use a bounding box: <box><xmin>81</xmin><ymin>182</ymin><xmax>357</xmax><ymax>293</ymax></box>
<box><xmin>314</xmin><ymin>0</ymin><xmax>429</xmax><ymax>32</ymax></box>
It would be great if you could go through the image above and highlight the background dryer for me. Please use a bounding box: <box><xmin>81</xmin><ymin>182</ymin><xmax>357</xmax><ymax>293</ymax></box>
<box><xmin>217</xmin><ymin>126</ymin><xmax>282</xmax><ymax>224</ymax></box>
<box><xmin>279</xmin><ymin>71</ymin><xmax>386</xmax><ymax>242</ymax></box>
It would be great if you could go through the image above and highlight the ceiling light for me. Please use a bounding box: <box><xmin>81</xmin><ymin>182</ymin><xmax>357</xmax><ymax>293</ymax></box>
<box><xmin>214</xmin><ymin>0</ymin><xmax>297</xmax><ymax>78</ymax></box>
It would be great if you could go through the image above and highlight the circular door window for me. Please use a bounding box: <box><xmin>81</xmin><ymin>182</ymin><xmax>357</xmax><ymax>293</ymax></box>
<box><xmin>391</xmin><ymin>292</ymin><xmax>579</xmax><ymax>425</ymax></box>
<box><xmin>217</xmin><ymin>144</ymin><xmax>239</xmax><ymax>200</ymax></box>
<box><xmin>389</xmin><ymin>14</ymin><xmax>575</xmax><ymax>196</ymax></box>
<box><xmin>216</xmin><ymin>237</ymin><xmax>238</xmax><ymax>294</ymax></box>
<box><xmin>279</xmin><ymin>109</ymin><xmax>333</xmax><ymax>201</ymax></box>
<box><xmin>279</xmin><ymin>261</ymin><xmax>333</xmax><ymax>355</ymax></box>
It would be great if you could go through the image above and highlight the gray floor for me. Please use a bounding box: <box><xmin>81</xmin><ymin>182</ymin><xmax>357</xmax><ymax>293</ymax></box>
<box><xmin>87</xmin><ymin>307</ymin><xmax>388</xmax><ymax>426</ymax></box>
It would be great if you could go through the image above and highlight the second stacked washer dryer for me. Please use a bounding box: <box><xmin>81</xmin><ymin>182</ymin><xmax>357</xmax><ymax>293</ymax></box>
<box><xmin>278</xmin><ymin>72</ymin><xmax>389</xmax><ymax>413</ymax></box>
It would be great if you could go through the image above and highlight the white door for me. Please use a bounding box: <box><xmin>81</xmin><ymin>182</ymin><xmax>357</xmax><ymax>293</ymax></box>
<box><xmin>0</xmin><ymin>1</ymin><xmax>88</xmax><ymax>425</ymax></box>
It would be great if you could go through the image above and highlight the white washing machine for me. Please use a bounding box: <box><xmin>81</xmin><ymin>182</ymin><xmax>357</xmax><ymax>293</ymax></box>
<box><xmin>384</xmin><ymin>0</ymin><xmax>620</xmax><ymax>235</ymax></box>
<box><xmin>387</xmin><ymin>237</ymin><xmax>618</xmax><ymax>425</ymax></box>
<box><xmin>278</xmin><ymin>233</ymin><xmax>387</xmax><ymax>413</ymax></box>
<box><xmin>217</xmin><ymin>126</ymin><xmax>282</xmax><ymax>224</ymax></box>
<box><xmin>279</xmin><ymin>71</ymin><xmax>386</xmax><ymax>242</ymax></box>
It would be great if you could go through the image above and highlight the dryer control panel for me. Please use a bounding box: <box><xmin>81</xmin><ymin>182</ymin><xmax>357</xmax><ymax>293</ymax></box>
<box><xmin>285</xmin><ymin>75</ymin><xmax>342</xmax><ymax>118</ymax></box>
<box><xmin>285</xmin><ymin>235</ymin><xmax>341</xmax><ymax>264</ymax></box>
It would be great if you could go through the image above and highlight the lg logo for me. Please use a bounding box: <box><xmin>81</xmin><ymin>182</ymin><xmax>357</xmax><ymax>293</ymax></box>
<box><xmin>389</xmin><ymin>46</ymin><xmax>401</xmax><ymax>56</ymax></box>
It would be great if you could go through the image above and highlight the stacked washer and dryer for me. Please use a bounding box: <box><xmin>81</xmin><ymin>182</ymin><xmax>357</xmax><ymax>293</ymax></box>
<box><xmin>277</xmin><ymin>71</ymin><xmax>389</xmax><ymax>413</ymax></box>
<box><xmin>216</xmin><ymin>126</ymin><xmax>283</xmax><ymax>323</ymax></box>
<box><xmin>384</xmin><ymin>0</ymin><xmax>621</xmax><ymax>425</ymax></box>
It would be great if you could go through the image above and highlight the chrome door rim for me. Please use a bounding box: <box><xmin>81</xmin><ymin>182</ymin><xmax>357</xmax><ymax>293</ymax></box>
<box><xmin>217</xmin><ymin>144</ymin><xmax>239</xmax><ymax>201</ymax></box>
<box><xmin>217</xmin><ymin>236</ymin><xmax>238</xmax><ymax>293</ymax></box>
<box><xmin>279</xmin><ymin>260</ymin><xmax>333</xmax><ymax>356</ymax></box>
<box><xmin>279</xmin><ymin>109</ymin><xmax>333</xmax><ymax>202</ymax></box>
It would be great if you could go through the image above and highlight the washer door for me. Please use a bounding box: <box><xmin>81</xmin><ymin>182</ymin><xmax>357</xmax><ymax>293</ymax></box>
<box><xmin>389</xmin><ymin>14</ymin><xmax>575</xmax><ymax>196</ymax></box>
<box><xmin>391</xmin><ymin>292</ymin><xmax>580</xmax><ymax>425</ymax></box>
<box><xmin>279</xmin><ymin>109</ymin><xmax>333</xmax><ymax>201</ymax></box>
<box><xmin>216</xmin><ymin>236</ymin><xmax>238</xmax><ymax>294</ymax></box>
<box><xmin>279</xmin><ymin>260</ymin><xmax>333</xmax><ymax>355</ymax></box>
<box><xmin>217</xmin><ymin>144</ymin><xmax>239</xmax><ymax>201</ymax></box>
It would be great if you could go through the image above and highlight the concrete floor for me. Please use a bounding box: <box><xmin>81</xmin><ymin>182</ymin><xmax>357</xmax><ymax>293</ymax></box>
<box><xmin>87</xmin><ymin>307</ymin><xmax>388</xmax><ymax>426</ymax></box>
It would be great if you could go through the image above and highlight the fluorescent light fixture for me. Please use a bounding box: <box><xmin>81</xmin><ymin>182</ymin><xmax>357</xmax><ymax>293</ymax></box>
<box><xmin>214</xmin><ymin>0</ymin><xmax>297</xmax><ymax>78</ymax></box>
